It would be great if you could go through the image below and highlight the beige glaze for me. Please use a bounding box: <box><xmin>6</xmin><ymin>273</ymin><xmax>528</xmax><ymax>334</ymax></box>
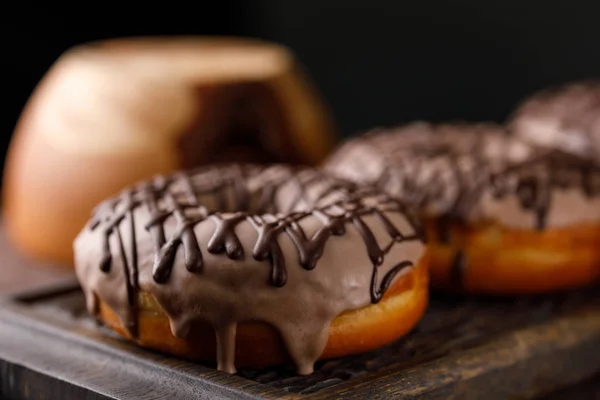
<box><xmin>465</xmin><ymin>151</ymin><xmax>600</xmax><ymax>229</ymax></box>
<box><xmin>469</xmin><ymin>188</ymin><xmax>600</xmax><ymax>229</ymax></box>
<box><xmin>324</xmin><ymin>122</ymin><xmax>532</xmax><ymax>217</ymax></box>
<box><xmin>325</xmin><ymin>122</ymin><xmax>600</xmax><ymax>231</ymax></box>
<box><xmin>509</xmin><ymin>81</ymin><xmax>600</xmax><ymax>159</ymax></box>
<box><xmin>74</xmin><ymin>165</ymin><xmax>426</xmax><ymax>374</ymax></box>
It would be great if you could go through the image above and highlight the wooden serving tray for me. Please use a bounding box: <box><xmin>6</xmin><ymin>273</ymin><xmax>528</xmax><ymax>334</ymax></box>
<box><xmin>1</xmin><ymin>225</ymin><xmax>600</xmax><ymax>399</ymax></box>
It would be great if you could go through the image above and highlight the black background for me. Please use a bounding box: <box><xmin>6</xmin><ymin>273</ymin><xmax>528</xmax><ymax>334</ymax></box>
<box><xmin>2</xmin><ymin>1</ymin><xmax>600</xmax><ymax>189</ymax></box>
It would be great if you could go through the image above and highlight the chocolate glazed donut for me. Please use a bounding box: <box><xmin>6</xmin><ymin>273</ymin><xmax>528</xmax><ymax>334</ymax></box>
<box><xmin>74</xmin><ymin>165</ymin><xmax>428</xmax><ymax>374</ymax></box>
<box><xmin>324</xmin><ymin>123</ymin><xmax>600</xmax><ymax>294</ymax></box>
<box><xmin>323</xmin><ymin>122</ymin><xmax>531</xmax><ymax>284</ymax></box>
<box><xmin>465</xmin><ymin>150</ymin><xmax>600</xmax><ymax>231</ymax></box>
<box><xmin>509</xmin><ymin>81</ymin><xmax>600</xmax><ymax>159</ymax></box>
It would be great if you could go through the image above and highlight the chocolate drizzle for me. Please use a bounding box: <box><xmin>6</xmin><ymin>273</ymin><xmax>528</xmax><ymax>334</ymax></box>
<box><xmin>92</xmin><ymin>166</ymin><xmax>425</xmax><ymax>290</ymax></box>
<box><xmin>325</xmin><ymin>123</ymin><xmax>600</xmax><ymax>288</ymax></box>
<box><xmin>78</xmin><ymin>164</ymin><xmax>426</xmax><ymax>374</ymax></box>
<box><xmin>483</xmin><ymin>150</ymin><xmax>600</xmax><ymax>231</ymax></box>
<box><xmin>509</xmin><ymin>81</ymin><xmax>600</xmax><ymax>159</ymax></box>
<box><xmin>325</xmin><ymin>122</ymin><xmax>521</xmax><ymax>220</ymax></box>
<box><xmin>324</xmin><ymin>123</ymin><xmax>520</xmax><ymax>287</ymax></box>
<box><xmin>446</xmin><ymin>149</ymin><xmax>600</xmax><ymax>285</ymax></box>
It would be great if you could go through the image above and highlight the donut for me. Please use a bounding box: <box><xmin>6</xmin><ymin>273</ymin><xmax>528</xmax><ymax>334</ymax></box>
<box><xmin>3</xmin><ymin>36</ymin><xmax>337</xmax><ymax>266</ymax></box>
<box><xmin>451</xmin><ymin>149</ymin><xmax>600</xmax><ymax>294</ymax></box>
<box><xmin>325</xmin><ymin>122</ymin><xmax>600</xmax><ymax>294</ymax></box>
<box><xmin>509</xmin><ymin>80</ymin><xmax>600</xmax><ymax>159</ymax></box>
<box><xmin>74</xmin><ymin>164</ymin><xmax>428</xmax><ymax>374</ymax></box>
<box><xmin>324</xmin><ymin>122</ymin><xmax>531</xmax><ymax>217</ymax></box>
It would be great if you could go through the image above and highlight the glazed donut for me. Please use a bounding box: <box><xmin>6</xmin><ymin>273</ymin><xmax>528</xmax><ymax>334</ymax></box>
<box><xmin>509</xmin><ymin>80</ymin><xmax>600</xmax><ymax>159</ymax></box>
<box><xmin>324</xmin><ymin>122</ymin><xmax>531</xmax><ymax>217</ymax></box>
<box><xmin>450</xmin><ymin>149</ymin><xmax>600</xmax><ymax>294</ymax></box>
<box><xmin>325</xmin><ymin>122</ymin><xmax>600</xmax><ymax>294</ymax></box>
<box><xmin>3</xmin><ymin>36</ymin><xmax>336</xmax><ymax>266</ymax></box>
<box><xmin>74</xmin><ymin>164</ymin><xmax>428</xmax><ymax>374</ymax></box>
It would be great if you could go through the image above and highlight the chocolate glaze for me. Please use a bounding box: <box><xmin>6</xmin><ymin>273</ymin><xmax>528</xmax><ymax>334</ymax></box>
<box><xmin>461</xmin><ymin>150</ymin><xmax>600</xmax><ymax>286</ymax></box>
<box><xmin>450</xmin><ymin>149</ymin><xmax>600</xmax><ymax>285</ymax></box>
<box><xmin>468</xmin><ymin>149</ymin><xmax>600</xmax><ymax>230</ymax></box>
<box><xmin>323</xmin><ymin>123</ymin><xmax>523</xmax><ymax>286</ymax></box>
<box><xmin>509</xmin><ymin>81</ymin><xmax>600</xmax><ymax>159</ymax></box>
<box><xmin>75</xmin><ymin>164</ymin><xmax>426</xmax><ymax>374</ymax></box>
<box><xmin>324</xmin><ymin>122</ymin><xmax>531</xmax><ymax>219</ymax></box>
<box><xmin>325</xmin><ymin>122</ymin><xmax>600</xmax><ymax>286</ymax></box>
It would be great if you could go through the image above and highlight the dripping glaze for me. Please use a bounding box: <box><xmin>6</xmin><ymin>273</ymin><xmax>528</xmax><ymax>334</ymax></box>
<box><xmin>76</xmin><ymin>164</ymin><xmax>427</xmax><ymax>374</ymax></box>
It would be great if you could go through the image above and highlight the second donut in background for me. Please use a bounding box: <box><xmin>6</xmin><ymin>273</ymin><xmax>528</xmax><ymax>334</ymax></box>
<box><xmin>324</xmin><ymin>121</ymin><xmax>600</xmax><ymax>295</ymax></box>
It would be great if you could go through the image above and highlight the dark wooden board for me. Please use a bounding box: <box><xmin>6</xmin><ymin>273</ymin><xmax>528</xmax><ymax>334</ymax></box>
<box><xmin>0</xmin><ymin>223</ymin><xmax>74</xmax><ymax>296</ymax></box>
<box><xmin>1</xmin><ymin>222</ymin><xmax>600</xmax><ymax>399</ymax></box>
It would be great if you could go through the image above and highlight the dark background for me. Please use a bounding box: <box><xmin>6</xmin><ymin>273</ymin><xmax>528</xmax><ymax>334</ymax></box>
<box><xmin>2</xmin><ymin>1</ymin><xmax>600</xmax><ymax>189</ymax></box>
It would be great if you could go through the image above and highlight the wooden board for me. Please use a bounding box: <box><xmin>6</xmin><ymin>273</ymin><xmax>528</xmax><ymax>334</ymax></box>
<box><xmin>1</xmin><ymin>223</ymin><xmax>600</xmax><ymax>399</ymax></box>
<box><xmin>0</xmin><ymin>223</ymin><xmax>74</xmax><ymax>295</ymax></box>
